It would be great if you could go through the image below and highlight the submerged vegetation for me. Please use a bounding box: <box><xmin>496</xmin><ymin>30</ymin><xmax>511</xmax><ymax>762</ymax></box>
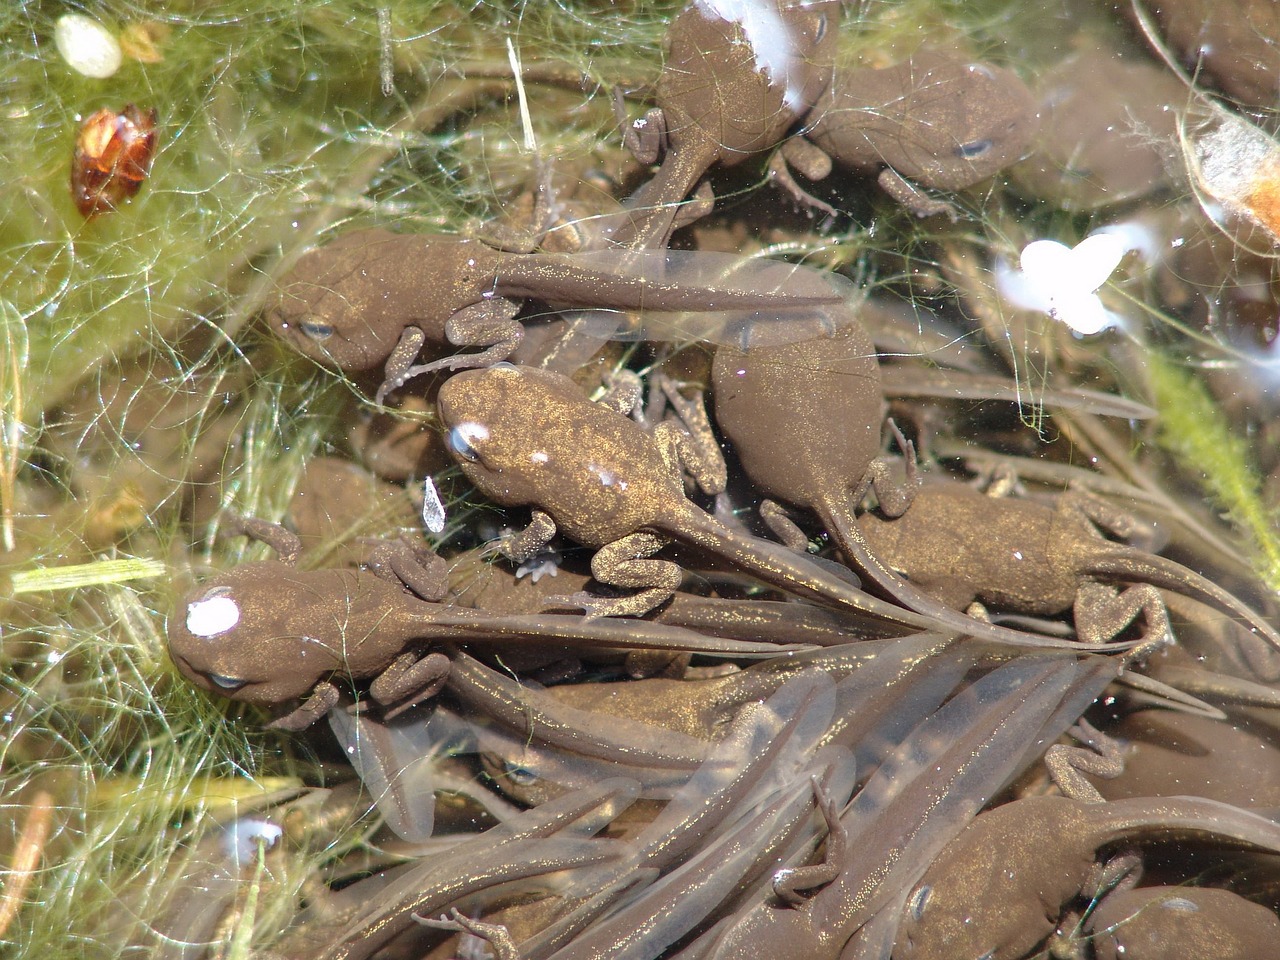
<box><xmin>1</xmin><ymin>1</ymin><xmax>1278</xmax><ymax>958</ymax></box>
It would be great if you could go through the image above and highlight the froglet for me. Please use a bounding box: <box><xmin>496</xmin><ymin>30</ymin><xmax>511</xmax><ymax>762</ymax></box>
<box><xmin>615</xmin><ymin>0</ymin><xmax>839</xmax><ymax>248</ymax></box>
<box><xmin>268</xmin><ymin>227</ymin><xmax>844</xmax><ymax>399</ymax></box>
<box><xmin>772</xmin><ymin>50</ymin><xmax>1038</xmax><ymax>218</ymax></box>
<box><xmin>167</xmin><ymin>519</ymin><xmax>805</xmax><ymax>730</ymax></box>
<box><xmin>437</xmin><ymin>362</ymin><xmax>972</xmax><ymax>631</ymax></box>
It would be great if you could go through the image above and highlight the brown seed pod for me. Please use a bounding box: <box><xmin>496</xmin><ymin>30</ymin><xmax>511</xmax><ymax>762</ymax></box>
<box><xmin>70</xmin><ymin>104</ymin><xmax>158</xmax><ymax>218</ymax></box>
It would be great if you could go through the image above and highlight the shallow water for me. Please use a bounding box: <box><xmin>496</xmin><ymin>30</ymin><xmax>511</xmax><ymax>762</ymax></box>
<box><xmin>2</xmin><ymin>2</ymin><xmax>1279</xmax><ymax>957</ymax></box>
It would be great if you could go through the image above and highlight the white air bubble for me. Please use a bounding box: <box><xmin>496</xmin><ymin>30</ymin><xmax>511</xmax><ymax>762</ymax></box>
<box><xmin>186</xmin><ymin>595</ymin><xmax>241</xmax><ymax>638</ymax></box>
<box><xmin>421</xmin><ymin>475</ymin><xmax>446</xmax><ymax>534</ymax></box>
<box><xmin>55</xmin><ymin>14</ymin><xmax>123</xmax><ymax>79</ymax></box>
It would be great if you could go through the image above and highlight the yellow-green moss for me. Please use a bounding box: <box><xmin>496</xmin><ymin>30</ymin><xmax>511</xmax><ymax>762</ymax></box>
<box><xmin>1147</xmin><ymin>351</ymin><xmax>1280</xmax><ymax>590</ymax></box>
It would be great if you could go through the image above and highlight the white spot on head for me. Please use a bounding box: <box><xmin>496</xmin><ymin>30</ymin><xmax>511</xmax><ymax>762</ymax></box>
<box><xmin>186</xmin><ymin>594</ymin><xmax>241</xmax><ymax>638</ymax></box>
<box><xmin>695</xmin><ymin>0</ymin><xmax>807</xmax><ymax>111</ymax></box>
<box><xmin>530</xmin><ymin>451</ymin><xmax>549</xmax><ymax>465</ymax></box>
<box><xmin>55</xmin><ymin>14</ymin><xmax>123</xmax><ymax>79</ymax></box>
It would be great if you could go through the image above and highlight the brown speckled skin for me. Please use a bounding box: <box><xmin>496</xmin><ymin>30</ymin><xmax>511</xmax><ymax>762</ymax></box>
<box><xmin>1135</xmin><ymin>0</ymin><xmax>1280</xmax><ymax>110</ymax></box>
<box><xmin>855</xmin><ymin>481</ymin><xmax>1280</xmax><ymax>648</ymax></box>
<box><xmin>709</xmin><ymin>322</ymin><xmax>1146</xmax><ymax>653</ymax></box>
<box><xmin>860</xmin><ymin>483</ymin><xmax>1072</xmax><ymax>614</ymax></box>
<box><xmin>1088</xmin><ymin>885</ymin><xmax>1280</xmax><ymax>960</ymax></box>
<box><xmin>441</xmin><ymin>365</ymin><xmax>686</xmax><ymax>547</ymax></box>
<box><xmin>168</xmin><ymin>561</ymin><xmax>431</xmax><ymax>707</ymax></box>
<box><xmin>618</xmin><ymin>0</ymin><xmax>839</xmax><ymax>247</ymax></box>
<box><xmin>658</xmin><ymin>2</ymin><xmax>837</xmax><ymax>162</ymax></box>
<box><xmin>895</xmin><ymin>794</ymin><xmax>1280</xmax><ymax>960</ymax></box>
<box><xmin>1011</xmin><ymin>49</ymin><xmax>1186</xmax><ymax>210</ymax></box>
<box><xmin>807</xmin><ymin>52</ymin><xmax>1038</xmax><ymax>192</ymax></box>
<box><xmin>712</xmin><ymin>316</ymin><xmax>882</xmax><ymax>511</ymax></box>
<box><xmin>1091</xmin><ymin>709</ymin><xmax>1280</xmax><ymax>808</ymax></box>
<box><xmin>705</xmin><ymin>657</ymin><xmax>1107</xmax><ymax>960</ymax></box>
<box><xmin>269</xmin><ymin>229</ymin><xmax>501</xmax><ymax>372</ymax></box>
<box><xmin>447</xmin><ymin>547</ymin><xmax>888</xmax><ymax>648</ymax></box>
<box><xmin>286</xmin><ymin>456</ymin><xmax>421</xmax><ymax>562</ymax></box>
<box><xmin>539</xmin><ymin>635</ymin><xmax>954</xmax><ymax>744</ymax></box>
<box><xmin>436</xmin><ymin>363</ymin><xmax>960</xmax><ymax>627</ymax></box>
<box><xmin>166</xmin><ymin>553</ymin><xmax>800</xmax><ymax>723</ymax></box>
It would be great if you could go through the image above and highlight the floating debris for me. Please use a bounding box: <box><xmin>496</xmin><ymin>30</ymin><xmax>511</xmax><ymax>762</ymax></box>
<box><xmin>54</xmin><ymin>14</ymin><xmax>122</xmax><ymax>79</ymax></box>
<box><xmin>70</xmin><ymin>104</ymin><xmax>159</xmax><ymax>218</ymax></box>
<box><xmin>1194</xmin><ymin>117</ymin><xmax>1280</xmax><ymax>244</ymax></box>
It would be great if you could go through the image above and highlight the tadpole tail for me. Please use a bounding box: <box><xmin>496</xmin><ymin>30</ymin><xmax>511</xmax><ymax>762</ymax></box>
<box><xmin>675</xmin><ymin>506</ymin><xmax>954</xmax><ymax>635</ymax></box>
<box><xmin>1089</xmin><ymin>794</ymin><xmax>1280</xmax><ymax>855</ymax></box>
<box><xmin>1083</xmin><ymin>549</ymin><xmax>1280</xmax><ymax>651</ymax></box>
<box><xmin>816</xmin><ymin>500</ymin><xmax>1141</xmax><ymax>654</ymax></box>
<box><xmin>495</xmin><ymin>246</ymin><xmax>845</xmax><ymax>316</ymax></box>
<box><xmin>612</xmin><ymin>140</ymin><xmax>709</xmax><ymax>250</ymax></box>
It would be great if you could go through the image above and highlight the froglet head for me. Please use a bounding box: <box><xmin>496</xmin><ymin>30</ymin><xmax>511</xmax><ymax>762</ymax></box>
<box><xmin>166</xmin><ymin>562</ymin><xmax>341</xmax><ymax>706</ymax></box>
<box><xmin>267</xmin><ymin>228</ymin><xmax>420</xmax><ymax>372</ymax></box>
<box><xmin>437</xmin><ymin>364</ymin><xmax>564</xmax><ymax>505</ymax></box>
<box><xmin>889</xmin><ymin>52</ymin><xmax>1038</xmax><ymax>190</ymax></box>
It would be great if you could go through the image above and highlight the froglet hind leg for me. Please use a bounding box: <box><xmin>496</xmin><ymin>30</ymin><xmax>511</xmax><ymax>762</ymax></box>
<box><xmin>618</xmin><ymin>96</ymin><xmax>666</xmax><ymax>167</ymax></box>
<box><xmin>392</xmin><ymin>298</ymin><xmax>524</xmax><ymax>387</ymax></box>
<box><xmin>876</xmin><ymin>167</ymin><xmax>961</xmax><ymax>220</ymax></box>
<box><xmin>1073</xmin><ymin>581</ymin><xmax>1172</xmax><ymax>648</ymax></box>
<box><xmin>851</xmin><ymin>421</ymin><xmax>920</xmax><ymax>519</ymax></box>
<box><xmin>497</xmin><ymin>509</ymin><xmax>559</xmax><ymax>568</ymax></box>
<box><xmin>224</xmin><ymin>513</ymin><xmax>302</xmax><ymax>564</ymax></box>
<box><xmin>268</xmin><ymin>683</ymin><xmax>342</xmax><ymax>732</ymax></box>
<box><xmin>771</xmin><ymin>776</ymin><xmax>847</xmax><ymax>906</ymax></box>
<box><xmin>369</xmin><ymin>650</ymin><xmax>451</xmax><ymax>719</ymax></box>
<box><xmin>760</xmin><ymin>499</ymin><xmax>816</xmax><ymax>554</ymax></box>
<box><xmin>547</xmin><ymin>532</ymin><xmax>682</xmax><ymax>619</ymax></box>
<box><xmin>365</xmin><ymin>538</ymin><xmax>449</xmax><ymax>602</ymax></box>
<box><xmin>769</xmin><ymin>137</ymin><xmax>838</xmax><ymax>218</ymax></box>
<box><xmin>1045</xmin><ymin>718</ymin><xmax>1127</xmax><ymax>804</ymax></box>
<box><xmin>1062</xmin><ymin>487</ymin><xmax>1167</xmax><ymax>553</ymax></box>
<box><xmin>654</xmin><ymin>376</ymin><xmax>727</xmax><ymax>496</ymax></box>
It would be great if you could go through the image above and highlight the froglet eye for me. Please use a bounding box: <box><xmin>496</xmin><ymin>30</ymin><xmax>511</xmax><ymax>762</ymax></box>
<box><xmin>447</xmin><ymin>422</ymin><xmax>490</xmax><ymax>462</ymax></box>
<box><xmin>907</xmin><ymin>884</ymin><xmax>931</xmax><ymax>920</ymax></box>
<box><xmin>956</xmin><ymin>139</ymin><xmax>993</xmax><ymax>159</ymax></box>
<box><xmin>811</xmin><ymin>12</ymin><xmax>827</xmax><ymax>43</ymax></box>
<box><xmin>504</xmin><ymin>762</ymin><xmax>538</xmax><ymax>786</ymax></box>
<box><xmin>300</xmin><ymin>320</ymin><xmax>335</xmax><ymax>341</ymax></box>
<box><xmin>208</xmin><ymin>673</ymin><xmax>247</xmax><ymax>691</ymax></box>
